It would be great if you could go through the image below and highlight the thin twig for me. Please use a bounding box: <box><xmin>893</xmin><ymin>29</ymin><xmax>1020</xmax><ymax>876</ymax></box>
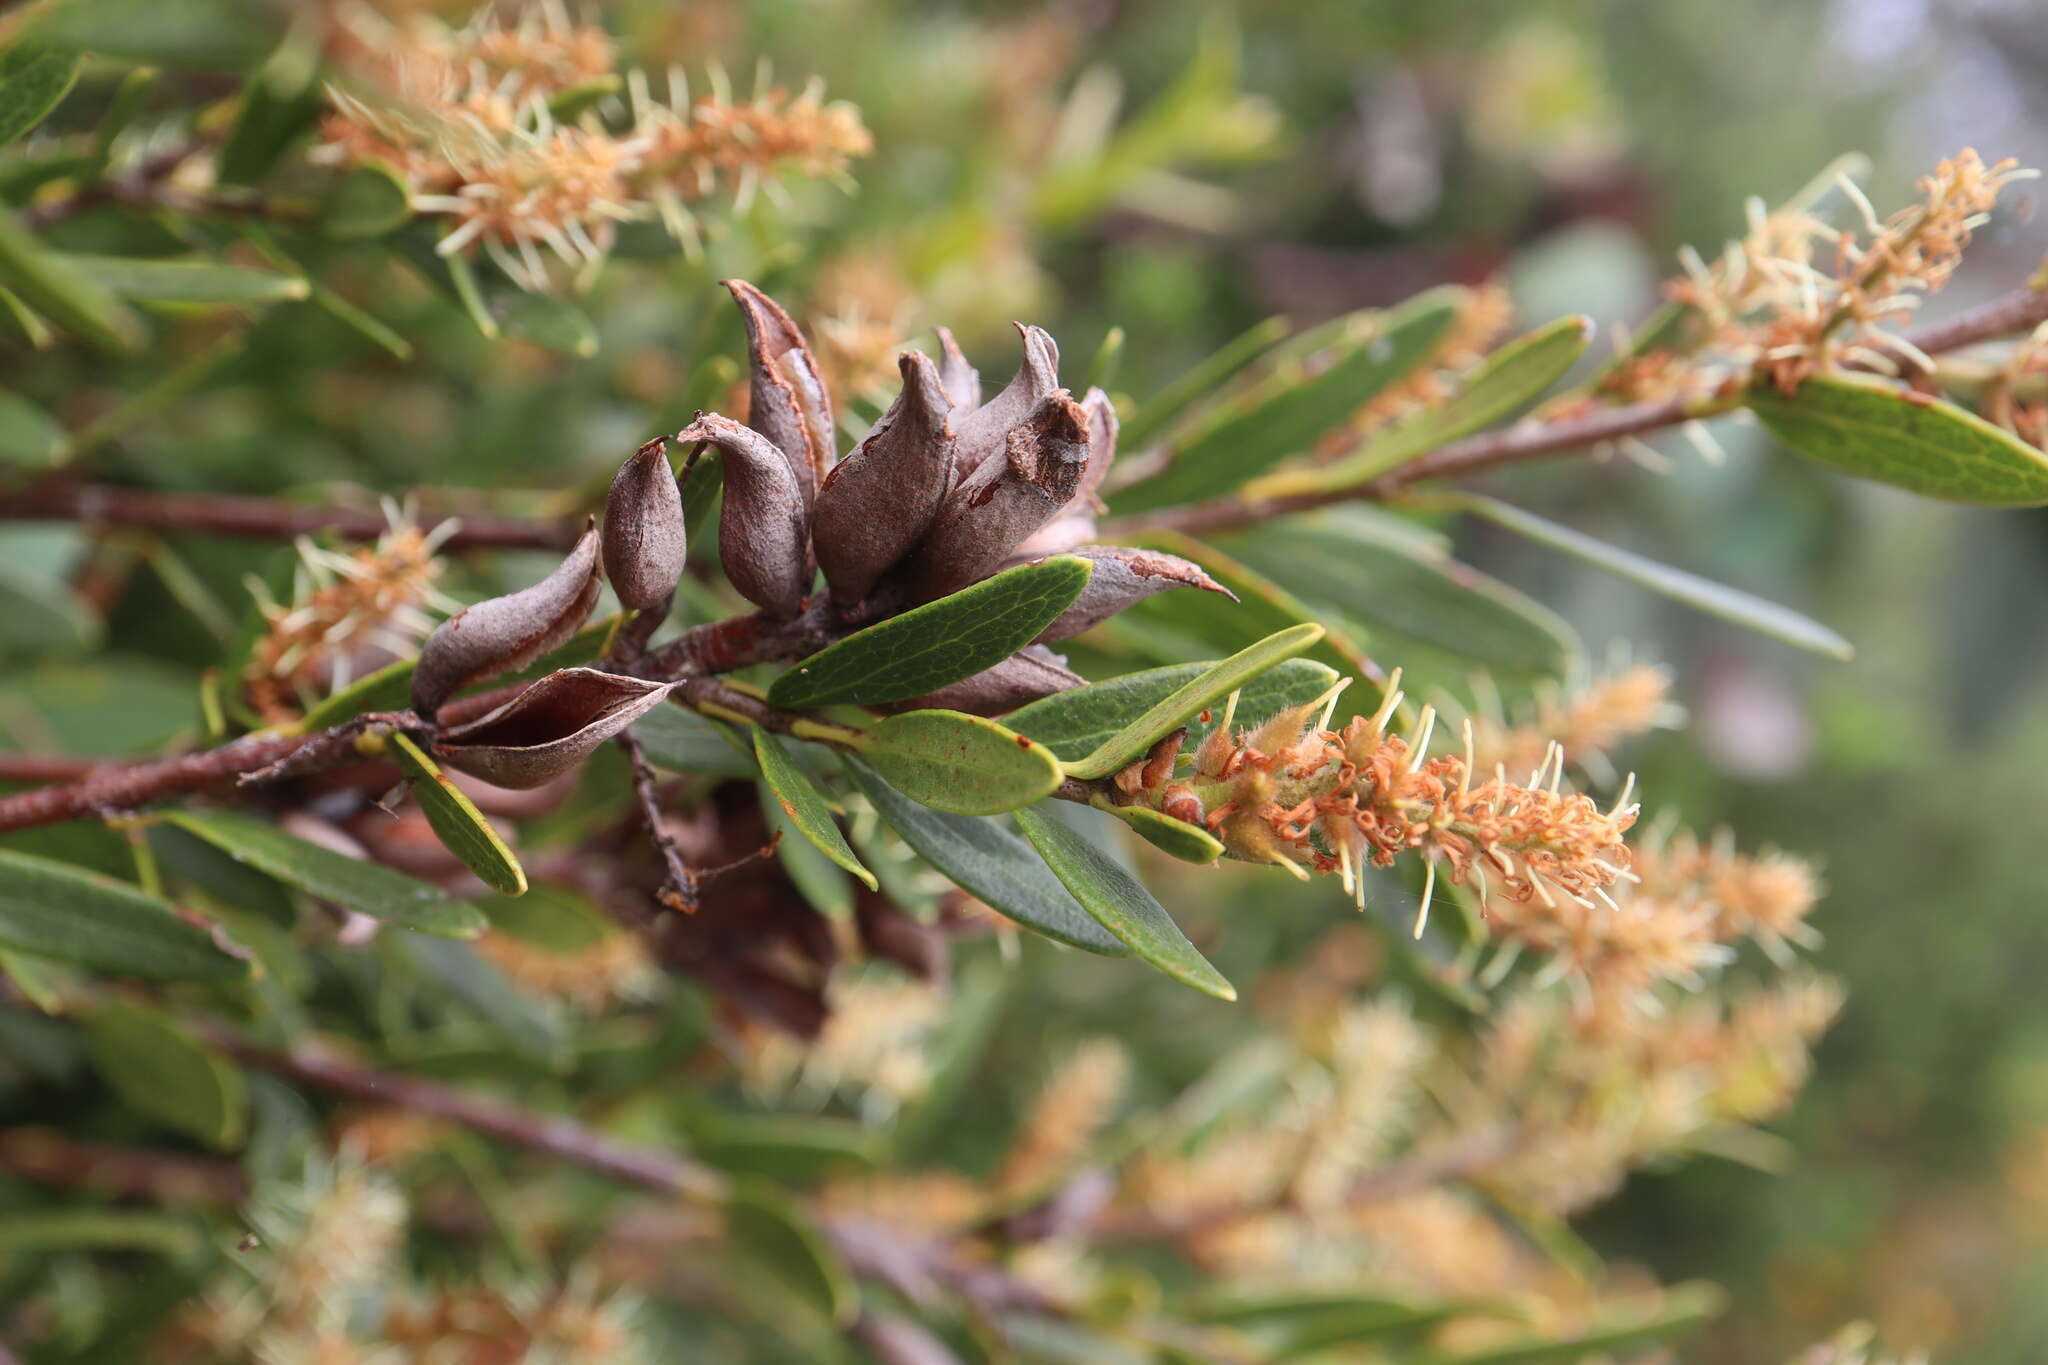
<box><xmin>0</xmin><ymin>482</ymin><xmax>580</xmax><ymax>552</ymax></box>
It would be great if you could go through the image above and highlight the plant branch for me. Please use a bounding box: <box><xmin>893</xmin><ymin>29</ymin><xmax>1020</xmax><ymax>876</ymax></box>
<box><xmin>0</xmin><ymin>481</ymin><xmax>580</xmax><ymax>552</ymax></box>
<box><xmin>1106</xmin><ymin>280</ymin><xmax>2048</xmax><ymax>540</ymax></box>
<box><xmin>208</xmin><ymin>1030</ymin><xmax>731</xmax><ymax>1202</ymax></box>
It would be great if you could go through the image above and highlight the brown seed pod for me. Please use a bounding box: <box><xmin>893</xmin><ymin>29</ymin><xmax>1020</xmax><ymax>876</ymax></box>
<box><xmin>411</xmin><ymin>521</ymin><xmax>601</xmax><ymax>719</ymax></box>
<box><xmin>877</xmin><ymin>643</ymin><xmax>1084</xmax><ymax>715</ymax></box>
<box><xmin>678</xmin><ymin>411</ymin><xmax>813</xmax><ymax>619</ymax></box>
<box><xmin>602</xmin><ymin>438</ymin><xmax>687</xmax><ymax>611</ymax></box>
<box><xmin>907</xmin><ymin>391</ymin><xmax>1090</xmax><ymax>602</ymax></box>
<box><xmin>1011</xmin><ymin>389</ymin><xmax>1117</xmax><ymax>558</ymax></box>
<box><xmin>932</xmin><ymin>324</ymin><xmax>981</xmax><ymax>415</ymax></box>
<box><xmin>433</xmin><ymin>668</ymin><xmax>674</xmax><ymax>789</ymax></box>
<box><xmin>812</xmin><ymin>351</ymin><xmax>956</xmax><ymax>608</ymax></box>
<box><xmin>725</xmin><ymin>279</ymin><xmax>835</xmax><ymax>508</ymax></box>
<box><xmin>1032</xmin><ymin>546</ymin><xmax>1232</xmax><ymax>644</ymax></box>
<box><xmin>950</xmin><ymin>323</ymin><xmax>1059</xmax><ymax>476</ymax></box>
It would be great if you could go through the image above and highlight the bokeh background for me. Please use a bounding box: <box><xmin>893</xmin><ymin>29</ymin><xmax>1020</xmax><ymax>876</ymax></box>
<box><xmin>10</xmin><ymin>0</ymin><xmax>2048</xmax><ymax>1358</ymax></box>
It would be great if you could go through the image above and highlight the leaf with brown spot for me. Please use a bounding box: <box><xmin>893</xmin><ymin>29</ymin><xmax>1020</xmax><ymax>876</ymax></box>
<box><xmin>752</xmin><ymin>727</ymin><xmax>876</xmax><ymax>890</ymax></box>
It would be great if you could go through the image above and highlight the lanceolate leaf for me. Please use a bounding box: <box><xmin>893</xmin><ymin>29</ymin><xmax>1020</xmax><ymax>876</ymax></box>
<box><xmin>1061</xmin><ymin>623</ymin><xmax>1325</xmax><ymax>780</ymax></box>
<box><xmin>85</xmin><ymin>1003</ymin><xmax>247</xmax><ymax>1149</ymax></box>
<box><xmin>1748</xmin><ymin>373</ymin><xmax>2048</xmax><ymax>505</ymax></box>
<box><xmin>1460</xmin><ymin>494</ymin><xmax>1854</xmax><ymax>660</ymax></box>
<box><xmin>1412</xmin><ymin>1282</ymin><xmax>1724</xmax><ymax>1365</ymax></box>
<box><xmin>1118</xmin><ymin>314</ymin><xmax>1289</xmax><ymax>452</ymax></box>
<box><xmin>859</xmin><ymin>710</ymin><xmax>1065</xmax><ymax>815</ymax></box>
<box><xmin>754</xmin><ymin>729</ymin><xmax>876</xmax><ymax>890</ymax></box>
<box><xmin>60</xmin><ymin>254</ymin><xmax>309</xmax><ymax>306</ymax></box>
<box><xmin>1295</xmin><ymin>315</ymin><xmax>1593</xmax><ymax>491</ymax></box>
<box><xmin>387</xmin><ymin>733</ymin><xmax>528</xmax><ymax>896</ymax></box>
<box><xmin>1007</xmin><ymin>657</ymin><xmax>1340</xmax><ymax>761</ymax></box>
<box><xmin>1014</xmin><ymin>805</ymin><xmax>1235</xmax><ymax>1000</ymax></box>
<box><xmin>1224</xmin><ymin>520</ymin><xmax>1578</xmax><ymax>677</ymax></box>
<box><xmin>768</xmin><ymin>556</ymin><xmax>1092</xmax><ymax>709</ymax></box>
<box><xmin>0</xmin><ymin>210</ymin><xmax>144</xmax><ymax>352</ymax></box>
<box><xmin>843</xmin><ymin>758</ymin><xmax>1127</xmax><ymax>956</ymax></box>
<box><xmin>164</xmin><ymin>811</ymin><xmax>484</xmax><ymax>938</ymax></box>
<box><xmin>1094</xmin><ymin>801</ymin><xmax>1224</xmax><ymax>864</ymax></box>
<box><xmin>0</xmin><ymin>44</ymin><xmax>80</xmax><ymax>145</ymax></box>
<box><xmin>0</xmin><ymin>848</ymin><xmax>247</xmax><ymax>981</ymax></box>
<box><xmin>723</xmin><ymin>1183</ymin><xmax>859</xmax><ymax>1330</ymax></box>
<box><xmin>1110</xmin><ymin>289</ymin><xmax>1462</xmax><ymax>513</ymax></box>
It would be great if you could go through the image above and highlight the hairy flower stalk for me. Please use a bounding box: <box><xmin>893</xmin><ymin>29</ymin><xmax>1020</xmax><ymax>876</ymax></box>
<box><xmin>1110</xmin><ymin>670</ymin><xmax>1639</xmax><ymax>934</ymax></box>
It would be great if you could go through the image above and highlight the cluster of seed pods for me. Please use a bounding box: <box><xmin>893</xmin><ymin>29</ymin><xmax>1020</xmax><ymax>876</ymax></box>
<box><xmin>404</xmin><ymin>280</ymin><xmax>1225</xmax><ymax>787</ymax></box>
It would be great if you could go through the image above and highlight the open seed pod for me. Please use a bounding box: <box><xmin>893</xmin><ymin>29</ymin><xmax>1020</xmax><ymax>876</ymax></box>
<box><xmin>411</xmin><ymin>522</ymin><xmax>602</xmax><ymax>718</ymax></box>
<box><xmin>812</xmin><ymin>350</ymin><xmax>957</xmax><ymax>608</ymax></box>
<box><xmin>1031</xmin><ymin>546</ymin><xmax>1232</xmax><ymax>644</ymax></box>
<box><xmin>950</xmin><ymin>323</ymin><xmax>1060</xmax><ymax>476</ymax></box>
<box><xmin>433</xmin><ymin>668</ymin><xmax>674</xmax><ymax>788</ymax></box>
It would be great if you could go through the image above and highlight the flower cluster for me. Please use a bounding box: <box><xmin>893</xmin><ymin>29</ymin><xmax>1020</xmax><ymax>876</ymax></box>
<box><xmin>1111</xmin><ymin>669</ymin><xmax>1639</xmax><ymax>933</ymax></box>
<box><xmin>1464</xmin><ymin>661</ymin><xmax>1681</xmax><ymax>783</ymax></box>
<box><xmin>1580</xmin><ymin>148</ymin><xmax>2033</xmax><ymax>406</ymax></box>
<box><xmin>318</xmin><ymin>5</ymin><xmax>870</xmax><ymax>287</ymax></box>
<box><xmin>243</xmin><ymin>509</ymin><xmax>457</xmax><ymax>724</ymax></box>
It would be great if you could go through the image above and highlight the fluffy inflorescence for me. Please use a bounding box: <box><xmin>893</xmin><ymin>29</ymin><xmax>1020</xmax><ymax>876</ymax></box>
<box><xmin>1573</xmin><ymin>147</ymin><xmax>2032</xmax><ymax>411</ymax></box>
<box><xmin>317</xmin><ymin>6</ymin><xmax>870</xmax><ymax>287</ymax></box>
<box><xmin>1113</xmin><ymin>672</ymin><xmax>1639</xmax><ymax>928</ymax></box>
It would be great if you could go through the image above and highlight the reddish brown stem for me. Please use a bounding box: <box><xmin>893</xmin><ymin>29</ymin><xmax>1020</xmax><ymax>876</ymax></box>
<box><xmin>0</xmin><ymin>482</ymin><xmax>579</xmax><ymax>552</ymax></box>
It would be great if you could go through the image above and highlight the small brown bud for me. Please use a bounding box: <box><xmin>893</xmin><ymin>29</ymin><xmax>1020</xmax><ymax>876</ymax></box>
<box><xmin>602</xmin><ymin>438</ymin><xmax>687</xmax><ymax>611</ymax></box>
<box><xmin>951</xmin><ymin>322</ymin><xmax>1059</xmax><ymax>476</ymax></box>
<box><xmin>812</xmin><ymin>352</ymin><xmax>956</xmax><ymax>608</ymax></box>
<box><xmin>679</xmin><ymin>411</ymin><xmax>813</xmax><ymax>619</ymax></box>
<box><xmin>411</xmin><ymin>521</ymin><xmax>601</xmax><ymax>719</ymax></box>
<box><xmin>932</xmin><ymin>324</ymin><xmax>981</xmax><ymax>414</ymax></box>
<box><xmin>908</xmin><ymin>391</ymin><xmax>1090</xmax><ymax>602</ymax></box>
<box><xmin>433</xmin><ymin>668</ymin><xmax>674</xmax><ymax>789</ymax></box>
<box><xmin>725</xmin><ymin>279</ymin><xmax>835</xmax><ymax>508</ymax></box>
<box><xmin>1032</xmin><ymin>546</ymin><xmax>1232</xmax><ymax>644</ymax></box>
<box><xmin>878</xmin><ymin>643</ymin><xmax>1083</xmax><ymax>715</ymax></box>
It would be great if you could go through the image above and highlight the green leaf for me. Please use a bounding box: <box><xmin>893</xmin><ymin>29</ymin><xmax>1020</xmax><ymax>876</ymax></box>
<box><xmin>1413</xmin><ymin>1283</ymin><xmax>1724</xmax><ymax>1365</ymax></box>
<box><xmin>687</xmin><ymin>1111</ymin><xmax>878</xmax><ymax>1179</ymax></box>
<box><xmin>471</xmin><ymin>883</ymin><xmax>611</xmax><ymax>951</ymax></box>
<box><xmin>497</xmin><ymin>290</ymin><xmax>599</xmax><ymax>358</ymax></box>
<box><xmin>1061</xmin><ymin>623</ymin><xmax>1324</xmax><ymax>780</ymax></box>
<box><xmin>633</xmin><ymin>702</ymin><xmax>756</xmax><ymax>777</ymax></box>
<box><xmin>85</xmin><ymin>1002</ymin><xmax>247</xmax><ymax>1148</ymax></box>
<box><xmin>1460</xmin><ymin>494</ymin><xmax>1854</xmax><ymax>659</ymax></box>
<box><xmin>859</xmin><ymin>710</ymin><xmax>1065</xmax><ymax>816</ymax></box>
<box><xmin>724</xmin><ymin>1183</ymin><xmax>858</xmax><ymax>1329</ymax></box>
<box><xmin>321</xmin><ymin>161</ymin><xmax>414</xmax><ymax>239</ymax></box>
<box><xmin>0</xmin><ymin>1210</ymin><xmax>200</xmax><ymax>1257</ymax></box>
<box><xmin>0</xmin><ymin>210</ymin><xmax>144</xmax><ymax>352</ymax></box>
<box><xmin>1300</xmin><ymin>315</ymin><xmax>1593</xmax><ymax>490</ymax></box>
<box><xmin>1119</xmin><ymin>314</ymin><xmax>1289</xmax><ymax>451</ymax></box>
<box><xmin>61</xmin><ymin>253</ymin><xmax>308</xmax><ymax>306</ymax></box>
<box><xmin>1093</xmin><ymin>801</ymin><xmax>1223</xmax><ymax>864</ymax></box>
<box><xmin>391</xmin><ymin>935</ymin><xmax>565</xmax><ymax>1068</ymax></box>
<box><xmin>387</xmin><ymin>733</ymin><xmax>527</xmax><ymax>896</ymax></box>
<box><xmin>768</xmin><ymin>556</ymin><xmax>1092</xmax><ymax>709</ymax></box>
<box><xmin>1008</xmin><ymin>656</ymin><xmax>1339</xmax><ymax>762</ymax></box>
<box><xmin>0</xmin><ymin>44</ymin><xmax>80</xmax><ymax>145</ymax></box>
<box><xmin>26</xmin><ymin>0</ymin><xmax>263</xmax><ymax>69</ymax></box>
<box><xmin>1195</xmin><ymin>1292</ymin><xmax>1518</xmax><ymax>1356</ymax></box>
<box><xmin>0</xmin><ymin>391</ymin><xmax>65</xmax><ymax>466</ymax></box>
<box><xmin>844</xmin><ymin>758</ymin><xmax>1127</xmax><ymax>956</ymax></box>
<box><xmin>1119</xmin><ymin>530</ymin><xmax>1379</xmax><ymax>719</ymax></box>
<box><xmin>1014</xmin><ymin>805</ymin><xmax>1234</xmax><ymax>1000</ymax></box>
<box><xmin>753</xmin><ymin>729</ymin><xmax>875</xmax><ymax>889</ymax></box>
<box><xmin>0</xmin><ymin>562</ymin><xmax>97</xmax><ymax>659</ymax></box>
<box><xmin>1110</xmin><ymin>289</ymin><xmax>1461</xmax><ymax>513</ymax></box>
<box><xmin>1224</xmin><ymin>518</ymin><xmax>1578</xmax><ymax>677</ymax></box>
<box><xmin>0</xmin><ymin>848</ymin><xmax>247</xmax><ymax>981</ymax></box>
<box><xmin>163</xmin><ymin>811</ymin><xmax>484</xmax><ymax>938</ymax></box>
<box><xmin>1748</xmin><ymin>373</ymin><xmax>2048</xmax><ymax>505</ymax></box>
